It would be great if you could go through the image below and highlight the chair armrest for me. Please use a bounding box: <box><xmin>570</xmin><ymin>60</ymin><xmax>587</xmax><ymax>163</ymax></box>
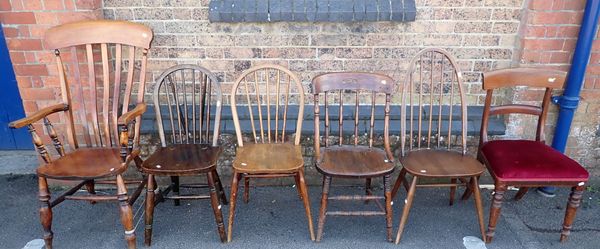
<box><xmin>8</xmin><ymin>103</ymin><xmax>69</xmax><ymax>129</ymax></box>
<box><xmin>117</xmin><ymin>103</ymin><xmax>147</xmax><ymax>126</ymax></box>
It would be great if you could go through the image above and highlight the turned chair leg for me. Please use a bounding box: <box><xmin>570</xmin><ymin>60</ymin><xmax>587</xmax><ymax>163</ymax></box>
<box><xmin>391</xmin><ymin>168</ymin><xmax>409</xmax><ymax>199</ymax></box>
<box><xmin>85</xmin><ymin>180</ymin><xmax>97</xmax><ymax>204</ymax></box>
<box><xmin>243</xmin><ymin>177</ymin><xmax>250</xmax><ymax>204</ymax></box>
<box><xmin>560</xmin><ymin>185</ymin><xmax>585</xmax><ymax>242</ymax></box>
<box><xmin>207</xmin><ymin>170</ymin><xmax>227</xmax><ymax>242</ymax></box>
<box><xmin>171</xmin><ymin>176</ymin><xmax>180</xmax><ymax>206</ymax></box>
<box><xmin>212</xmin><ymin>171</ymin><xmax>228</xmax><ymax>205</ymax></box>
<box><xmin>395</xmin><ymin>175</ymin><xmax>418</xmax><ymax>244</ymax></box>
<box><xmin>449</xmin><ymin>178</ymin><xmax>457</xmax><ymax>206</ymax></box>
<box><xmin>316</xmin><ymin>176</ymin><xmax>331</xmax><ymax>242</ymax></box>
<box><xmin>297</xmin><ymin>170</ymin><xmax>315</xmax><ymax>241</ymax></box>
<box><xmin>144</xmin><ymin>174</ymin><xmax>156</xmax><ymax>246</ymax></box>
<box><xmin>38</xmin><ymin>177</ymin><xmax>54</xmax><ymax>249</ymax></box>
<box><xmin>486</xmin><ymin>184</ymin><xmax>507</xmax><ymax>243</ymax></box>
<box><xmin>383</xmin><ymin>175</ymin><xmax>393</xmax><ymax>242</ymax></box>
<box><xmin>116</xmin><ymin>175</ymin><xmax>136</xmax><ymax>249</ymax></box>
<box><xmin>471</xmin><ymin>176</ymin><xmax>486</xmax><ymax>243</ymax></box>
<box><xmin>227</xmin><ymin>171</ymin><xmax>241</xmax><ymax>242</ymax></box>
<box><xmin>514</xmin><ymin>187</ymin><xmax>529</xmax><ymax>201</ymax></box>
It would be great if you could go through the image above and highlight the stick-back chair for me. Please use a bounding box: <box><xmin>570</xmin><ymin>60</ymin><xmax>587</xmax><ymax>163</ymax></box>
<box><xmin>8</xmin><ymin>20</ymin><xmax>153</xmax><ymax>249</ymax></box>
<box><xmin>478</xmin><ymin>68</ymin><xmax>589</xmax><ymax>243</ymax></box>
<box><xmin>227</xmin><ymin>65</ymin><xmax>315</xmax><ymax>242</ymax></box>
<box><xmin>391</xmin><ymin>48</ymin><xmax>486</xmax><ymax>244</ymax></box>
<box><xmin>312</xmin><ymin>72</ymin><xmax>396</xmax><ymax>242</ymax></box>
<box><xmin>141</xmin><ymin>65</ymin><xmax>228</xmax><ymax>245</ymax></box>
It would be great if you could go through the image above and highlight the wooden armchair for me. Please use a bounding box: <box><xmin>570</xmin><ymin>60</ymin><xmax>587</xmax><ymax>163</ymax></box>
<box><xmin>391</xmin><ymin>48</ymin><xmax>486</xmax><ymax>244</ymax></box>
<box><xmin>478</xmin><ymin>68</ymin><xmax>589</xmax><ymax>243</ymax></box>
<box><xmin>142</xmin><ymin>65</ymin><xmax>228</xmax><ymax>245</ymax></box>
<box><xmin>8</xmin><ymin>20</ymin><xmax>153</xmax><ymax>249</ymax></box>
<box><xmin>312</xmin><ymin>72</ymin><xmax>396</xmax><ymax>242</ymax></box>
<box><xmin>227</xmin><ymin>65</ymin><xmax>315</xmax><ymax>242</ymax></box>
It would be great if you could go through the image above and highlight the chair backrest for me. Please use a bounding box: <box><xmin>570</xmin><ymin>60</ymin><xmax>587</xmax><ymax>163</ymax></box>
<box><xmin>312</xmin><ymin>72</ymin><xmax>395</xmax><ymax>160</ymax></box>
<box><xmin>44</xmin><ymin>20</ymin><xmax>153</xmax><ymax>150</ymax></box>
<box><xmin>401</xmin><ymin>48</ymin><xmax>467</xmax><ymax>156</ymax></box>
<box><xmin>480</xmin><ymin>68</ymin><xmax>566</xmax><ymax>146</ymax></box>
<box><xmin>152</xmin><ymin>65</ymin><xmax>222</xmax><ymax>147</ymax></box>
<box><xmin>230</xmin><ymin>65</ymin><xmax>305</xmax><ymax>147</ymax></box>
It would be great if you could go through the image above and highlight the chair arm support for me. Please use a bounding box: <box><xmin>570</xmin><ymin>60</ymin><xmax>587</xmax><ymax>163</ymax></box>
<box><xmin>8</xmin><ymin>103</ymin><xmax>69</xmax><ymax>129</ymax></box>
<box><xmin>117</xmin><ymin>103</ymin><xmax>147</xmax><ymax>126</ymax></box>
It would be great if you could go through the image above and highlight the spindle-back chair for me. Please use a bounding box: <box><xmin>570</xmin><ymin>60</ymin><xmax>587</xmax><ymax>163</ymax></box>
<box><xmin>312</xmin><ymin>72</ymin><xmax>396</xmax><ymax>242</ymax></box>
<box><xmin>391</xmin><ymin>48</ymin><xmax>486</xmax><ymax>244</ymax></box>
<box><xmin>478</xmin><ymin>68</ymin><xmax>588</xmax><ymax>243</ymax></box>
<box><xmin>141</xmin><ymin>65</ymin><xmax>227</xmax><ymax>245</ymax></box>
<box><xmin>227</xmin><ymin>65</ymin><xmax>315</xmax><ymax>242</ymax></box>
<box><xmin>8</xmin><ymin>20</ymin><xmax>153</xmax><ymax>249</ymax></box>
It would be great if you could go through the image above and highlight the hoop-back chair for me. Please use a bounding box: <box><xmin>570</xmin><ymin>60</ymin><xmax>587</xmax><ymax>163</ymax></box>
<box><xmin>391</xmin><ymin>48</ymin><xmax>486</xmax><ymax>244</ymax></box>
<box><xmin>478</xmin><ymin>68</ymin><xmax>589</xmax><ymax>243</ymax></box>
<box><xmin>141</xmin><ymin>65</ymin><xmax>228</xmax><ymax>245</ymax></box>
<box><xmin>8</xmin><ymin>20</ymin><xmax>153</xmax><ymax>249</ymax></box>
<box><xmin>227</xmin><ymin>65</ymin><xmax>315</xmax><ymax>242</ymax></box>
<box><xmin>312</xmin><ymin>72</ymin><xmax>396</xmax><ymax>242</ymax></box>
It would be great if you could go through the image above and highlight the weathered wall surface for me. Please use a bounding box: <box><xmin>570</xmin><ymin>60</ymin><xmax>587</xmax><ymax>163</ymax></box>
<box><xmin>1</xmin><ymin>0</ymin><xmax>598</xmax><ymax>179</ymax></box>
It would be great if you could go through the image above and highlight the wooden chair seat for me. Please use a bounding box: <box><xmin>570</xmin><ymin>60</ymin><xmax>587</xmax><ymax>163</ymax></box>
<box><xmin>37</xmin><ymin>148</ymin><xmax>127</xmax><ymax>180</ymax></box>
<box><xmin>480</xmin><ymin>140</ymin><xmax>588</xmax><ymax>183</ymax></box>
<box><xmin>141</xmin><ymin>144</ymin><xmax>221</xmax><ymax>176</ymax></box>
<box><xmin>232</xmin><ymin>143</ymin><xmax>304</xmax><ymax>174</ymax></box>
<box><xmin>317</xmin><ymin>146</ymin><xmax>395</xmax><ymax>178</ymax></box>
<box><xmin>401</xmin><ymin>149</ymin><xmax>485</xmax><ymax>178</ymax></box>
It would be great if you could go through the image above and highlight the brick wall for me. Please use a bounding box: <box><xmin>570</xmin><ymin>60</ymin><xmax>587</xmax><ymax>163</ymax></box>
<box><xmin>1</xmin><ymin>0</ymin><xmax>599</xmax><ymax>176</ymax></box>
<box><xmin>0</xmin><ymin>0</ymin><xmax>103</xmax><ymax>141</ymax></box>
<box><xmin>515</xmin><ymin>0</ymin><xmax>600</xmax><ymax>175</ymax></box>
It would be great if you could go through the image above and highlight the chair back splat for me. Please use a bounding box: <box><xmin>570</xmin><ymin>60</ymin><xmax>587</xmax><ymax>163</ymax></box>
<box><xmin>152</xmin><ymin>65</ymin><xmax>222</xmax><ymax>147</ymax></box>
<box><xmin>312</xmin><ymin>72</ymin><xmax>395</xmax><ymax>161</ymax></box>
<box><xmin>230</xmin><ymin>65</ymin><xmax>305</xmax><ymax>146</ymax></box>
<box><xmin>402</xmin><ymin>48</ymin><xmax>467</xmax><ymax>156</ymax></box>
<box><xmin>44</xmin><ymin>20</ymin><xmax>153</xmax><ymax>151</ymax></box>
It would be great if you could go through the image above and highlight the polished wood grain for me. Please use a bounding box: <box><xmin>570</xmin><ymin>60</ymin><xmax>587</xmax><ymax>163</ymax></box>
<box><xmin>143</xmin><ymin>65</ymin><xmax>227</xmax><ymax>245</ymax></box>
<box><xmin>227</xmin><ymin>65</ymin><xmax>314</xmax><ymax>242</ymax></box>
<box><xmin>477</xmin><ymin>67</ymin><xmax>587</xmax><ymax>243</ymax></box>
<box><xmin>312</xmin><ymin>72</ymin><xmax>395</xmax><ymax>242</ymax></box>
<box><xmin>393</xmin><ymin>48</ymin><xmax>486</xmax><ymax>244</ymax></box>
<box><xmin>7</xmin><ymin>20</ymin><xmax>153</xmax><ymax>249</ymax></box>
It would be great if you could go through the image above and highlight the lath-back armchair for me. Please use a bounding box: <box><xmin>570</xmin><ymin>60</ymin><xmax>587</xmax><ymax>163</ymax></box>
<box><xmin>8</xmin><ymin>20</ymin><xmax>153</xmax><ymax>249</ymax></box>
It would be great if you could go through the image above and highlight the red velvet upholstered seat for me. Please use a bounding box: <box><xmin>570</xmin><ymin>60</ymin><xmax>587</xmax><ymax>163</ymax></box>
<box><xmin>481</xmin><ymin>140</ymin><xmax>589</xmax><ymax>182</ymax></box>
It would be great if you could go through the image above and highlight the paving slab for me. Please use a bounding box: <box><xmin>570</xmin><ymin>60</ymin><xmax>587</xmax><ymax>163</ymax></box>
<box><xmin>0</xmin><ymin>174</ymin><xmax>598</xmax><ymax>249</ymax></box>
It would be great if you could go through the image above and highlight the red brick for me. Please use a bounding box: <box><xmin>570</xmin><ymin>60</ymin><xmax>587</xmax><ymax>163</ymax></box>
<box><xmin>554</xmin><ymin>0</ymin><xmax>586</xmax><ymax>11</ymax></box>
<box><xmin>2</xmin><ymin>27</ymin><xmax>19</xmax><ymax>38</ymax></box>
<box><xmin>75</xmin><ymin>0</ymin><xmax>101</xmax><ymax>10</ymax></box>
<box><xmin>557</xmin><ymin>26</ymin><xmax>580</xmax><ymax>38</ymax></box>
<box><xmin>34</xmin><ymin>12</ymin><xmax>58</xmax><ymax>25</ymax></box>
<box><xmin>531</xmin><ymin>12</ymin><xmax>582</xmax><ymax>25</ymax></box>
<box><xmin>7</xmin><ymin>39</ymin><xmax>43</xmax><ymax>50</ymax></box>
<box><xmin>9</xmin><ymin>0</ymin><xmax>24</xmax><ymax>10</ymax></box>
<box><xmin>24</xmin><ymin>52</ymin><xmax>37</xmax><ymax>63</ymax></box>
<box><xmin>16</xmin><ymin>76</ymin><xmax>32</xmax><ymax>88</ymax></box>
<box><xmin>529</xmin><ymin>0</ymin><xmax>553</xmax><ymax>10</ymax></box>
<box><xmin>29</xmin><ymin>25</ymin><xmax>51</xmax><ymax>38</ymax></box>
<box><xmin>44</xmin><ymin>0</ymin><xmax>65</xmax><ymax>10</ymax></box>
<box><xmin>17</xmin><ymin>26</ymin><xmax>31</xmax><ymax>37</ymax></box>
<box><xmin>14</xmin><ymin>64</ymin><xmax>49</xmax><ymax>76</ymax></box>
<box><xmin>20</xmin><ymin>88</ymin><xmax>56</xmax><ymax>100</ymax></box>
<box><xmin>56</xmin><ymin>11</ymin><xmax>99</xmax><ymax>24</ymax></box>
<box><xmin>9</xmin><ymin>52</ymin><xmax>26</xmax><ymax>64</ymax></box>
<box><xmin>0</xmin><ymin>0</ymin><xmax>11</xmax><ymax>11</ymax></box>
<box><xmin>549</xmin><ymin>51</ymin><xmax>571</xmax><ymax>63</ymax></box>
<box><xmin>22</xmin><ymin>0</ymin><xmax>43</xmax><ymax>10</ymax></box>
<box><xmin>526</xmin><ymin>26</ymin><xmax>546</xmax><ymax>37</ymax></box>
<box><xmin>0</xmin><ymin>12</ymin><xmax>36</xmax><ymax>24</ymax></box>
<box><xmin>522</xmin><ymin>39</ymin><xmax>564</xmax><ymax>50</ymax></box>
